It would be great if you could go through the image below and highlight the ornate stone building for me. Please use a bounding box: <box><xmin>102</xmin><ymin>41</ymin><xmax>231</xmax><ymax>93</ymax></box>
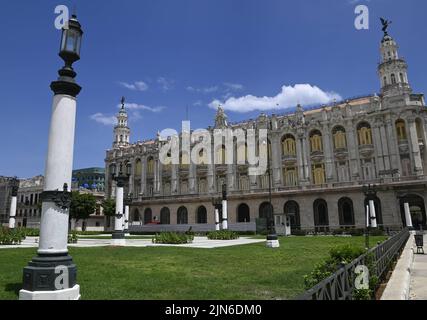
<box><xmin>105</xmin><ymin>29</ymin><xmax>427</xmax><ymax>233</ymax></box>
<box><xmin>0</xmin><ymin>176</ymin><xmax>16</xmax><ymax>225</ymax></box>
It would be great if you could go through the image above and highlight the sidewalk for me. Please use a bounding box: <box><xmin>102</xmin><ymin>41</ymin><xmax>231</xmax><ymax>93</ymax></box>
<box><xmin>0</xmin><ymin>236</ymin><xmax>265</xmax><ymax>250</ymax></box>
<box><xmin>381</xmin><ymin>231</ymin><xmax>427</xmax><ymax>300</ymax></box>
<box><xmin>409</xmin><ymin>232</ymin><xmax>427</xmax><ymax>300</ymax></box>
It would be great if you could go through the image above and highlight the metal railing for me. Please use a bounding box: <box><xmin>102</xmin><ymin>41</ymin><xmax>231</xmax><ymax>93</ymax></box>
<box><xmin>297</xmin><ymin>228</ymin><xmax>409</xmax><ymax>300</ymax></box>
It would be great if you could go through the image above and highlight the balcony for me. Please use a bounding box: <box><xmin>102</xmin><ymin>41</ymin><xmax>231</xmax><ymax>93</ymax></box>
<box><xmin>398</xmin><ymin>139</ymin><xmax>409</xmax><ymax>155</ymax></box>
<box><xmin>358</xmin><ymin>144</ymin><xmax>374</xmax><ymax>158</ymax></box>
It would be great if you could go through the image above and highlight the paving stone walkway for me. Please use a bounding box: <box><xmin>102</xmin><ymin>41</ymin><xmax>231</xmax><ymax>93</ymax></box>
<box><xmin>0</xmin><ymin>236</ymin><xmax>265</xmax><ymax>250</ymax></box>
<box><xmin>409</xmin><ymin>232</ymin><xmax>427</xmax><ymax>300</ymax></box>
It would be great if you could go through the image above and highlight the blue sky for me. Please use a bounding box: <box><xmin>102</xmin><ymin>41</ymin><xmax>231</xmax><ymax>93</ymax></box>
<box><xmin>1</xmin><ymin>0</ymin><xmax>426</xmax><ymax>178</ymax></box>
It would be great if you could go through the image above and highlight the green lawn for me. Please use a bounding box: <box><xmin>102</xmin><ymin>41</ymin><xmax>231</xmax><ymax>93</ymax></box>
<box><xmin>0</xmin><ymin>236</ymin><xmax>385</xmax><ymax>300</ymax></box>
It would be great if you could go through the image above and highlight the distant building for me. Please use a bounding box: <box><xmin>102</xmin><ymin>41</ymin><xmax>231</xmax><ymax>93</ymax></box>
<box><xmin>72</xmin><ymin>167</ymin><xmax>105</xmax><ymax>192</ymax></box>
<box><xmin>0</xmin><ymin>176</ymin><xmax>16</xmax><ymax>225</ymax></box>
<box><xmin>15</xmin><ymin>175</ymin><xmax>44</xmax><ymax>228</ymax></box>
<box><xmin>10</xmin><ymin>174</ymin><xmax>106</xmax><ymax>231</ymax></box>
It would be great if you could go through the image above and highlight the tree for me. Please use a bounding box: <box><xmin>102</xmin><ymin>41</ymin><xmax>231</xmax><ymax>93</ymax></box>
<box><xmin>101</xmin><ymin>198</ymin><xmax>116</xmax><ymax>228</ymax></box>
<box><xmin>69</xmin><ymin>192</ymin><xmax>97</xmax><ymax>229</ymax></box>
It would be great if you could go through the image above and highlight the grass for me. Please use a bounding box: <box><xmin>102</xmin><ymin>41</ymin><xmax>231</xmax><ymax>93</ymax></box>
<box><xmin>0</xmin><ymin>235</ymin><xmax>385</xmax><ymax>300</ymax></box>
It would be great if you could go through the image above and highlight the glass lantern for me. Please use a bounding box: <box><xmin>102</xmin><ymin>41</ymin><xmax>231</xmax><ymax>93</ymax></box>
<box><xmin>59</xmin><ymin>15</ymin><xmax>83</xmax><ymax>65</ymax></box>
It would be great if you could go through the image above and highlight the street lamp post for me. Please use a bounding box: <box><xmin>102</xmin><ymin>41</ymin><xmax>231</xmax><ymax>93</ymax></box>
<box><xmin>221</xmin><ymin>183</ymin><xmax>228</xmax><ymax>230</ymax></box>
<box><xmin>19</xmin><ymin>14</ymin><xmax>83</xmax><ymax>300</ymax></box>
<box><xmin>111</xmin><ymin>163</ymin><xmax>131</xmax><ymax>245</ymax></box>
<box><xmin>265</xmin><ymin>120</ymin><xmax>279</xmax><ymax>248</ymax></box>
<box><xmin>212</xmin><ymin>197</ymin><xmax>221</xmax><ymax>231</ymax></box>
<box><xmin>363</xmin><ymin>184</ymin><xmax>378</xmax><ymax>249</ymax></box>
<box><xmin>8</xmin><ymin>177</ymin><xmax>19</xmax><ymax>229</ymax></box>
<box><xmin>124</xmin><ymin>193</ymin><xmax>133</xmax><ymax>235</ymax></box>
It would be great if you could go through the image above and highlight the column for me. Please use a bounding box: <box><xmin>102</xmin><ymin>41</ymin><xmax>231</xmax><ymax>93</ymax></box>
<box><xmin>156</xmin><ymin>159</ymin><xmax>163</xmax><ymax>195</ymax></box>
<box><xmin>404</xmin><ymin>202</ymin><xmax>413</xmax><ymax>227</ymax></box>
<box><xmin>296</xmin><ymin>133</ymin><xmax>305</xmax><ymax>183</ymax></box>
<box><xmin>379</xmin><ymin>125</ymin><xmax>391</xmax><ymax>171</ymax></box>
<box><xmin>208</xmin><ymin>164</ymin><xmax>215</xmax><ymax>193</ymax></box>
<box><xmin>372</xmin><ymin>124</ymin><xmax>385</xmax><ymax>174</ymax></box>
<box><xmin>322</xmin><ymin>125</ymin><xmax>334</xmax><ymax>181</ymax></box>
<box><xmin>8</xmin><ymin>185</ymin><xmax>18</xmax><ymax>229</ymax></box>
<box><xmin>124</xmin><ymin>205</ymin><xmax>130</xmax><ymax>235</ymax></box>
<box><xmin>171</xmin><ymin>164</ymin><xmax>178</xmax><ymax>195</ymax></box>
<box><xmin>141</xmin><ymin>158</ymin><xmax>147</xmax><ymax>196</ymax></box>
<box><xmin>369</xmin><ymin>200</ymin><xmax>377</xmax><ymax>228</ymax></box>
<box><xmin>302</xmin><ymin>135</ymin><xmax>310</xmax><ymax>182</ymax></box>
<box><xmin>20</xmin><ymin>15</ymin><xmax>83</xmax><ymax>300</ymax></box>
<box><xmin>112</xmin><ymin>179</ymin><xmax>125</xmax><ymax>246</ymax></box>
<box><xmin>408</xmin><ymin>118</ymin><xmax>423</xmax><ymax>175</ymax></box>
<box><xmin>227</xmin><ymin>164</ymin><xmax>236</xmax><ymax>192</ymax></box>
<box><xmin>271</xmin><ymin>135</ymin><xmax>282</xmax><ymax>187</ymax></box>
<box><xmin>189</xmin><ymin>161</ymin><xmax>196</xmax><ymax>194</ymax></box>
<box><xmin>346</xmin><ymin>123</ymin><xmax>359</xmax><ymax>179</ymax></box>
<box><xmin>222</xmin><ymin>199</ymin><xmax>228</xmax><ymax>230</ymax></box>
<box><xmin>385</xmin><ymin>118</ymin><xmax>401</xmax><ymax>175</ymax></box>
<box><xmin>214</xmin><ymin>207</ymin><xmax>220</xmax><ymax>231</ymax></box>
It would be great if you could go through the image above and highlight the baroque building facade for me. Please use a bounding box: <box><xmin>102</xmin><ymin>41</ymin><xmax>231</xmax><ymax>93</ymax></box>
<box><xmin>105</xmin><ymin>29</ymin><xmax>427</xmax><ymax>233</ymax></box>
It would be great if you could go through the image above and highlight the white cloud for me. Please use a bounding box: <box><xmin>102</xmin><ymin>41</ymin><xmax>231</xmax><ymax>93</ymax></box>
<box><xmin>90</xmin><ymin>113</ymin><xmax>117</xmax><ymax>126</ymax></box>
<box><xmin>118</xmin><ymin>81</ymin><xmax>148</xmax><ymax>91</ymax></box>
<box><xmin>193</xmin><ymin>100</ymin><xmax>203</xmax><ymax>106</ymax></box>
<box><xmin>223</xmin><ymin>82</ymin><xmax>244</xmax><ymax>91</ymax></box>
<box><xmin>209</xmin><ymin>84</ymin><xmax>341</xmax><ymax>113</ymax></box>
<box><xmin>187</xmin><ymin>86</ymin><xmax>218</xmax><ymax>94</ymax></box>
<box><xmin>157</xmin><ymin>77</ymin><xmax>174</xmax><ymax>91</ymax></box>
<box><xmin>119</xmin><ymin>103</ymin><xmax>165</xmax><ymax>113</ymax></box>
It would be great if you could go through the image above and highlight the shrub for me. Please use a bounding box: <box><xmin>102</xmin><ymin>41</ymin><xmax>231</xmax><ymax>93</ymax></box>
<box><xmin>207</xmin><ymin>230</ymin><xmax>239</xmax><ymax>240</ymax></box>
<box><xmin>291</xmin><ymin>230</ymin><xmax>308</xmax><ymax>236</ymax></box>
<box><xmin>0</xmin><ymin>227</ymin><xmax>26</xmax><ymax>245</ymax></box>
<box><xmin>152</xmin><ymin>232</ymin><xmax>194</xmax><ymax>244</ymax></box>
<box><xmin>68</xmin><ymin>231</ymin><xmax>78</xmax><ymax>244</ymax></box>
<box><xmin>303</xmin><ymin>244</ymin><xmax>365</xmax><ymax>290</ymax></box>
<box><xmin>22</xmin><ymin>228</ymin><xmax>40</xmax><ymax>237</ymax></box>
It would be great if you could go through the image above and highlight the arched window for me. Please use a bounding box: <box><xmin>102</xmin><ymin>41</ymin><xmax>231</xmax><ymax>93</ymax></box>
<box><xmin>395</xmin><ymin>119</ymin><xmax>407</xmax><ymax>141</ymax></box>
<box><xmin>236</xmin><ymin>143</ymin><xmax>247</xmax><ymax>164</ymax></box>
<box><xmin>313</xmin><ymin>199</ymin><xmax>329</xmax><ymax>231</ymax></box>
<box><xmin>177</xmin><ymin>206</ymin><xmax>188</xmax><ymax>224</ymax></box>
<box><xmin>259</xmin><ymin>202</ymin><xmax>273</xmax><ymax>219</ymax></box>
<box><xmin>383</xmin><ymin>76</ymin><xmax>387</xmax><ymax>86</ymax></box>
<box><xmin>147</xmin><ymin>157</ymin><xmax>155</xmax><ymax>174</ymax></box>
<box><xmin>135</xmin><ymin>159</ymin><xmax>142</xmax><ymax>176</ymax></box>
<box><xmin>216</xmin><ymin>145</ymin><xmax>227</xmax><ymax>164</ymax></box>
<box><xmin>312</xmin><ymin>163</ymin><xmax>326</xmax><ymax>185</ymax></box>
<box><xmin>237</xmin><ymin>203</ymin><xmax>250</xmax><ymax>223</ymax></box>
<box><xmin>144</xmin><ymin>208</ymin><xmax>152</xmax><ymax>224</ymax></box>
<box><xmin>399</xmin><ymin>73</ymin><xmax>405</xmax><ymax>83</ymax></box>
<box><xmin>133</xmin><ymin>209</ymin><xmax>140</xmax><ymax>222</ymax></box>
<box><xmin>310</xmin><ymin>130</ymin><xmax>323</xmax><ymax>152</ymax></box>
<box><xmin>338</xmin><ymin>198</ymin><xmax>355</xmax><ymax>226</ymax></box>
<box><xmin>160</xmin><ymin>207</ymin><xmax>170</xmax><ymax>225</ymax></box>
<box><xmin>196</xmin><ymin>206</ymin><xmax>207</xmax><ymax>224</ymax></box>
<box><xmin>391</xmin><ymin>73</ymin><xmax>396</xmax><ymax>84</ymax></box>
<box><xmin>282</xmin><ymin>134</ymin><xmax>296</xmax><ymax>156</ymax></box>
<box><xmin>198</xmin><ymin>149</ymin><xmax>208</xmax><ymax>165</ymax></box>
<box><xmin>357</xmin><ymin>122</ymin><xmax>373</xmax><ymax>145</ymax></box>
<box><xmin>332</xmin><ymin>126</ymin><xmax>347</xmax><ymax>149</ymax></box>
<box><xmin>283</xmin><ymin>167</ymin><xmax>298</xmax><ymax>186</ymax></box>
<box><xmin>399</xmin><ymin>194</ymin><xmax>426</xmax><ymax>229</ymax></box>
<box><xmin>284</xmin><ymin>201</ymin><xmax>300</xmax><ymax>231</ymax></box>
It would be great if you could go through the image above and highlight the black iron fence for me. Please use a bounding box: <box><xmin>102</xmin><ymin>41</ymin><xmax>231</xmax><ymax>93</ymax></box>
<box><xmin>297</xmin><ymin>228</ymin><xmax>410</xmax><ymax>300</ymax></box>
